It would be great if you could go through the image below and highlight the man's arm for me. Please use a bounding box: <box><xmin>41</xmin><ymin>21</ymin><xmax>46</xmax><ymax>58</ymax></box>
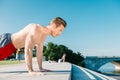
<box><xmin>24</xmin><ymin>33</ymin><xmax>44</xmax><ymax>75</ymax></box>
<box><xmin>36</xmin><ymin>43</ymin><xmax>43</xmax><ymax>70</ymax></box>
<box><xmin>36</xmin><ymin>43</ymin><xmax>43</xmax><ymax>71</ymax></box>
<box><xmin>36</xmin><ymin>43</ymin><xmax>50</xmax><ymax>72</ymax></box>
<box><xmin>24</xmin><ymin>34</ymin><xmax>34</xmax><ymax>72</ymax></box>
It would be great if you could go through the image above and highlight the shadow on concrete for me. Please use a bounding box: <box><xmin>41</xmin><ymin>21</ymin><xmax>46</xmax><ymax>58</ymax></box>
<box><xmin>0</xmin><ymin>70</ymin><xmax>70</xmax><ymax>74</ymax></box>
<box><xmin>0</xmin><ymin>71</ymin><xmax>28</xmax><ymax>74</ymax></box>
<box><xmin>50</xmin><ymin>70</ymin><xmax>70</xmax><ymax>72</ymax></box>
<box><xmin>44</xmin><ymin>70</ymin><xmax>71</xmax><ymax>75</ymax></box>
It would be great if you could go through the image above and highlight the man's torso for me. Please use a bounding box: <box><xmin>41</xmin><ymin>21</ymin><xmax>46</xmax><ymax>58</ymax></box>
<box><xmin>11</xmin><ymin>24</ymin><xmax>46</xmax><ymax>49</ymax></box>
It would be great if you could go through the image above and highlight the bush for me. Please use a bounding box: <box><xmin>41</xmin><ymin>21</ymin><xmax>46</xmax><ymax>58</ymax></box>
<box><xmin>43</xmin><ymin>42</ymin><xmax>85</xmax><ymax>66</ymax></box>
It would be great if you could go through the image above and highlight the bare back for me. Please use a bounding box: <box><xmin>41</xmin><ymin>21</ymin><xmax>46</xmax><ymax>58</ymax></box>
<box><xmin>11</xmin><ymin>24</ymin><xmax>46</xmax><ymax>49</ymax></box>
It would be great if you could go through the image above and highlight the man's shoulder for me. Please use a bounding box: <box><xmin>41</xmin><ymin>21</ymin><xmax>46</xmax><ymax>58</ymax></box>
<box><xmin>25</xmin><ymin>23</ymin><xmax>44</xmax><ymax>35</ymax></box>
<box><xmin>36</xmin><ymin>24</ymin><xmax>42</xmax><ymax>27</ymax></box>
<box><xmin>26</xmin><ymin>23</ymin><xmax>42</xmax><ymax>28</ymax></box>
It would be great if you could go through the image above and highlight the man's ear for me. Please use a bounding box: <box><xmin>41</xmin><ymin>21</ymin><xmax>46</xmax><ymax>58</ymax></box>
<box><xmin>52</xmin><ymin>23</ymin><xmax>56</xmax><ymax>28</ymax></box>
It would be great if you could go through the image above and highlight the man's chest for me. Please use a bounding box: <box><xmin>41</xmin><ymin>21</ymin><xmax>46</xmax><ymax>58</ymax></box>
<box><xmin>33</xmin><ymin>35</ymin><xmax>46</xmax><ymax>44</ymax></box>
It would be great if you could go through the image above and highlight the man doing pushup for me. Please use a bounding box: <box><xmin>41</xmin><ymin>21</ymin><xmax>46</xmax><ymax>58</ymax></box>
<box><xmin>0</xmin><ymin>17</ymin><xmax>67</xmax><ymax>74</ymax></box>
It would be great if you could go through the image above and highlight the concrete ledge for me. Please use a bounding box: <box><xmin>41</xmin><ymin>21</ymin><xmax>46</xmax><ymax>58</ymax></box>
<box><xmin>70</xmin><ymin>64</ymin><xmax>117</xmax><ymax>80</ymax></box>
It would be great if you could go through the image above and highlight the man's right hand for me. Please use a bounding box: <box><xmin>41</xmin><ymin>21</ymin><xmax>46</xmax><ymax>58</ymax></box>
<box><xmin>29</xmin><ymin>71</ymin><xmax>44</xmax><ymax>75</ymax></box>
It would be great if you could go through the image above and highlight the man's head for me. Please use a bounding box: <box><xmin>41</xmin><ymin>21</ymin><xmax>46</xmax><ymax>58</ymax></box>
<box><xmin>49</xmin><ymin>17</ymin><xmax>67</xmax><ymax>37</ymax></box>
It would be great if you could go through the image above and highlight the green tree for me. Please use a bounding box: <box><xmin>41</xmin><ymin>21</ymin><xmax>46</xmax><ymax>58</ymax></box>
<box><xmin>43</xmin><ymin>42</ymin><xmax>85</xmax><ymax>66</ymax></box>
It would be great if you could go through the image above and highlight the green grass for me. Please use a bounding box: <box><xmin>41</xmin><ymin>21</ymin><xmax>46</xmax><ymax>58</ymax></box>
<box><xmin>0</xmin><ymin>60</ymin><xmax>22</xmax><ymax>65</ymax></box>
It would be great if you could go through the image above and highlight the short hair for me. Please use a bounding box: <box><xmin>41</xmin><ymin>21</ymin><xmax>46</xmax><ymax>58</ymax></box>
<box><xmin>50</xmin><ymin>17</ymin><xmax>67</xmax><ymax>28</ymax></box>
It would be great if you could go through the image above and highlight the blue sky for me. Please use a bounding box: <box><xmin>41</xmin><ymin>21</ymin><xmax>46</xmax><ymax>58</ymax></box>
<box><xmin>0</xmin><ymin>0</ymin><xmax>120</xmax><ymax>56</ymax></box>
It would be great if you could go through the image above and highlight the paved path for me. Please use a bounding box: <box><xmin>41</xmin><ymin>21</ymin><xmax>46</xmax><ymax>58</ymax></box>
<box><xmin>0</xmin><ymin>61</ymin><xmax>71</xmax><ymax>80</ymax></box>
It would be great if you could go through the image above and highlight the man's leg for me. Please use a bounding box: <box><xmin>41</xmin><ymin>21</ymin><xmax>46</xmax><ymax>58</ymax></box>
<box><xmin>0</xmin><ymin>33</ymin><xmax>16</xmax><ymax>60</ymax></box>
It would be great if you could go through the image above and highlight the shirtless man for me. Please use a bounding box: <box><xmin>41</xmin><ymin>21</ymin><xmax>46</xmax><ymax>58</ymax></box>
<box><xmin>0</xmin><ymin>17</ymin><xmax>67</xmax><ymax>74</ymax></box>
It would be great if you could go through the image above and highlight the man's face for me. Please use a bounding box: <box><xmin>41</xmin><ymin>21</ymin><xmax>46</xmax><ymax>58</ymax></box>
<box><xmin>51</xmin><ymin>24</ymin><xmax>65</xmax><ymax>37</ymax></box>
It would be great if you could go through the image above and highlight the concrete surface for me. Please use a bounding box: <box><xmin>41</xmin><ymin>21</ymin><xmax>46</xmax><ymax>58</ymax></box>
<box><xmin>0</xmin><ymin>60</ymin><xmax>119</xmax><ymax>80</ymax></box>
<box><xmin>0</xmin><ymin>61</ymin><xmax>71</xmax><ymax>80</ymax></box>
